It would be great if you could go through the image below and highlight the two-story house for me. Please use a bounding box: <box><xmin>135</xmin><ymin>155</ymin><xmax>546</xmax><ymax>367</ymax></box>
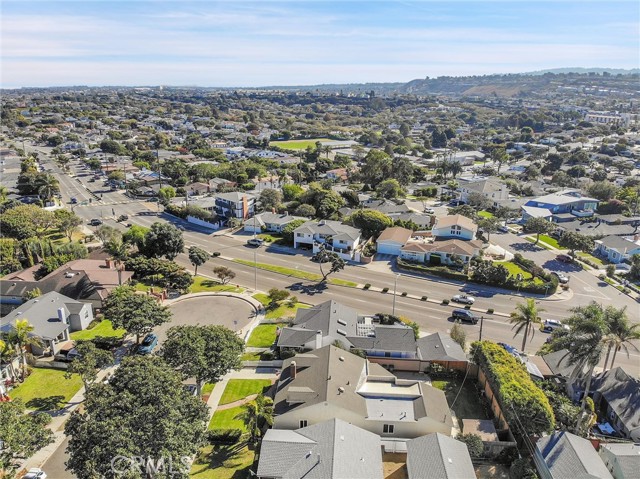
<box><xmin>458</xmin><ymin>178</ymin><xmax>510</xmax><ymax>207</ymax></box>
<box><xmin>293</xmin><ymin>220</ymin><xmax>361</xmax><ymax>260</ymax></box>
<box><xmin>431</xmin><ymin>215</ymin><xmax>477</xmax><ymax>240</ymax></box>
<box><xmin>522</xmin><ymin>189</ymin><xmax>600</xmax><ymax>222</ymax></box>
<box><xmin>214</xmin><ymin>192</ymin><xmax>256</xmax><ymax>220</ymax></box>
<box><xmin>273</xmin><ymin>346</ymin><xmax>454</xmax><ymax>440</ymax></box>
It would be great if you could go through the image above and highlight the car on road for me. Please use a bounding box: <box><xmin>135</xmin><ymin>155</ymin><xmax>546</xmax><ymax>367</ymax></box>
<box><xmin>137</xmin><ymin>333</ymin><xmax>158</xmax><ymax>355</ymax></box>
<box><xmin>451</xmin><ymin>309</ymin><xmax>478</xmax><ymax>324</ymax></box>
<box><xmin>247</xmin><ymin>238</ymin><xmax>264</xmax><ymax>247</ymax></box>
<box><xmin>556</xmin><ymin>254</ymin><xmax>573</xmax><ymax>264</ymax></box>
<box><xmin>24</xmin><ymin>468</ymin><xmax>47</xmax><ymax>479</ymax></box>
<box><xmin>497</xmin><ymin>225</ymin><xmax>509</xmax><ymax>233</ymax></box>
<box><xmin>451</xmin><ymin>294</ymin><xmax>475</xmax><ymax>305</ymax></box>
<box><xmin>117</xmin><ymin>214</ymin><xmax>129</xmax><ymax>222</ymax></box>
<box><xmin>448</xmin><ymin>199</ymin><xmax>466</xmax><ymax>206</ymax></box>
<box><xmin>71</xmin><ymin>197</ymin><xmax>78</xmax><ymax>204</ymax></box>
<box><xmin>551</xmin><ymin>271</ymin><xmax>569</xmax><ymax>284</ymax></box>
<box><xmin>542</xmin><ymin>319</ymin><xmax>569</xmax><ymax>333</ymax></box>
<box><xmin>423</xmin><ymin>207</ymin><xmax>435</xmax><ymax>214</ymax></box>
<box><xmin>176</xmin><ymin>224</ymin><xmax>186</xmax><ymax>231</ymax></box>
<box><xmin>506</xmin><ymin>217</ymin><xmax>522</xmax><ymax>224</ymax></box>
<box><xmin>89</xmin><ymin>218</ymin><xmax>103</xmax><ymax>226</ymax></box>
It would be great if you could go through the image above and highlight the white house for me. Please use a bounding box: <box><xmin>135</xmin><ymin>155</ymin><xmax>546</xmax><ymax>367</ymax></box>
<box><xmin>599</xmin><ymin>443</ymin><xmax>640</xmax><ymax>479</ymax></box>
<box><xmin>594</xmin><ymin>236</ymin><xmax>640</xmax><ymax>264</ymax></box>
<box><xmin>431</xmin><ymin>215</ymin><xmax>477</xmax><ymax>241</ymax></box>
<box><xmin>293</xmin><ymin>220</ymin><xmax>361</xmax><ymax>260</ymax></box>
<box><xmin>458</xmin><ymin>178</ymin><xmax>510</xmax><ymax>206</ymax></box>
<box><xmin>273</xmin><ymin>346</ymin><xmax>454</xmax><ymax>440</ymax></box>
<box><xmin>0</xmin><ymin>291</ymin><xmax>93</xmax><ymax>356</ymax></box>
<box><xmin>376</xmin><ymin>227</ymin><xmax>413</xmax><ymax>256</ymax></box>
<box><xmin>400</xmin><ymin>239</ymin><xmax>483</xmax><ymax>265</ymax></box>
<box><xmin>214</xmin><ymin>192</ymin><xmax>256</xmax><ymax>220</ymax></box>
<box><xmin>243</xmin><ymin>212</ymin><xmax>307</xmax><ymax>234</ymax></box>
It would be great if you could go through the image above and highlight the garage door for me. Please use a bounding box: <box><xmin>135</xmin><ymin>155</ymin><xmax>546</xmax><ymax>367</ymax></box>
<box><xmin>377</xmin><ymin>242</ymin><xmax>401</xmax><ymax>255</ymax></box>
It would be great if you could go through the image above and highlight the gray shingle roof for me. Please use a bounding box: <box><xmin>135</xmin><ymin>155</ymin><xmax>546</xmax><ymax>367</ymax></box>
<box><xmin>294</xmin><ymin>220</ymin><xmax>361</xmax><ymax>241</ymax></box>
<box><xmin>536</xmin><ymin>431</ymin><xmax>612</xmax><ymax>479</ymax></box>
<box><xmin>258</xmin><ymin>419</ymin><xmax>383</xmax><ymax>479</ymax></box>
<box><xmin>542</xmin><ymin>349</ymin><xmax>575</xmax><ymax>378</ymax></box>
<box><xmin>597</xmin><ymin>235</ymin><xmax>639</xmax><ymax>252</ymax></box>
<box><xmin>599</xmin><ymin>443</ymin><xmax>640</xmax><ymax>479</ymax></box>
<box><xmin>417</xmin><ymin>332</ymin><xmax>468</xmax><ymax>362</ymax></box>
<box><xmin>406</xmin><ymin>433</ymin><xmax>476</xmax><ymax>479</ymax></box>
<box><xmin>347</xmin><ymin>324</ymin><xmax>417</xmax><ymax>353</ymax></box>
<box><xmin>590</xmin><ymin>367</ymin><xmax>640</xmax><ymax>436</ymax></box>
<box><xmin>0</xmin><ymin>291</ymin><xmax>79</xmax><ymax>340</ymax></box>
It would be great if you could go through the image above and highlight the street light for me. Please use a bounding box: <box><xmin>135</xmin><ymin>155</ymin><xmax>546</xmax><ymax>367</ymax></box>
<box><xmin>392</xmin><ymin>273</ymin><xmax>400</xmax><ymax>316</ymax></box>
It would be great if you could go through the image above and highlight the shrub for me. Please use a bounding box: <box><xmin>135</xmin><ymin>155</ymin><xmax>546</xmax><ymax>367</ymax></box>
<box><xmin>401</xmin><ymin>291</ymin><xmax>408</xmax><ymax>296</ymax></box>
<box><xmin>471</xmin><ymin>341</ymin><xmax>554</xmax><ymax>435</ymax></box>
<box><xmin>487</xmin><ymin>308</ymin><xmax>494</xmax><ymax>314</ymax></box>
<box><xmin>456</xmin><ymin>433</ymin><xmax>484</xmax><ymax>458</ymax></box>
<box><xmin>207</xmin><ymin>429</ymin><xmax>242</xmax><ymax>445</ymax></box>
<box><xmin>421</xmin><ymin>296</ymin><xmax>428</xmax><ymax>301</ymax></box>
<box><xmin>606</xmin><ymin>264</ymin><xmax>616</xmax><ymax>278</ymax></box>
<box><xmin>382</xmin><ymin>287</ymin><xmax>389</xmax><ymax>293</ymax></box>
<box><xmin>464</xmin><ymin>305</ymin><xmax>471</xmax><ymax>310</ymax></box>
<box><xmin>260</xmin><ymin>350</ymin><xmax>275</xmax><ymax>361</ymax></box>
<box><xmin>363</xmin><ymin>283</ymin><xmax>371</xmax><ymax>290</ymax></box>
<box><xmin>442</xmin><ymin>299</ymin><xmax>450</xmax><ymax>305</ymax></box>
<box><xmin>211</xmin><ymin>251</ymin><xmax>221</xmax><ymax>257</ymax></box>
<box><xmin>280</xmin><ymin>349</ymin><xmax>296</xmax><ymax>360</ymax></box>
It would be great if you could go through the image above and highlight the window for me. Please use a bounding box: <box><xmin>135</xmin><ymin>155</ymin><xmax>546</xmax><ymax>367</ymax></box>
<box><xmin>299</xmin><ymin>420</ymin><xmax>308</xmax><ymax>428</ymax></box>
<box><xmin>383</xmin><ymin>424</ymin><xmax>394</xmax><ymax>434</ymax></box>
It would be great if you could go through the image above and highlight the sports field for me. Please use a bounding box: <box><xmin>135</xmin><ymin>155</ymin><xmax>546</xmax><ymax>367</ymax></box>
<box><xmin>270</xmin><ymin>138</ymin><xmax>331</xmax><ymax>150</ymax></box>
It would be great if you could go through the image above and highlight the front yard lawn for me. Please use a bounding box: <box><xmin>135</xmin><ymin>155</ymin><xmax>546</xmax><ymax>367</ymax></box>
<box><xmin>190</xmin><ymin>276</ymin><xmax>244</xmax><ymax>293</ymax></box>
<box><xmin>251</xmin><ymin>294</ymin><xmax>311</xmax><ymax>320</ymax></box>
<box><xmin>270</xmin><ymin>138</ymin><xmax>331</xmax><ymax>150</ymax></box>
<box><xmin>201</xmin><ymin>383</ymin><xmax>216</xmax><ymax>396</ymax></box>
<box><xmin>495</xmin><ymin>261</ymin><xmax>532</xmax><ymax>280</ymax></box>
<box><xmin>208</xmin><ymin>405</ymin><xmax>248</xmax><ymax>431</ymax></box>
<box><xmin>9</xmin><ymin>367</ymin><xmax>83</xmax><ymax>411</ymax></box>
<box><xmin>538</xmin><ymin>234</ymin><xmax>560</xmax><ymax>249</ymax></box>
<box><xmin>246</xmin><ymin>324</ymin><xmax>281</xmax><ymax>348</ymax></box>
<box><xmin>190</xmin><ymin>442</ymin><xmax>255</xmax><ymax>479</ymax></box>
<box><xmin>477</xmin><ymin>210</ymin><xmax>494</xmax><ymax>219</ymax></box>
<box><xmin>70</xmin><ymin>320</ymin><xmax>125</xmax><ymax>341</ymax></box>
<box><xmin>577</xmin><ymin>252</ymin><xmax>606</xmax><ymax>266</ymax></box>
<box><xmin>219</xmin><ymin>379</ymin><xmax>272</xmax><ymax>405</ymax></box>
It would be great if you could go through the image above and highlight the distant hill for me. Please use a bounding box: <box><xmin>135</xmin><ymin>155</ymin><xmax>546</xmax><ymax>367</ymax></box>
<box><xmin>524</xmin><ymin>67</ymin><xmax>640</xmax><ymax>75</ymax></box>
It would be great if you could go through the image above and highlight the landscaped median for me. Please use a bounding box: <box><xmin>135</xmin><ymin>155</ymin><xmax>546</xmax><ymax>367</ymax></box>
<box><xmin>232</xmin><ymin>259</ymin><xmax>358</xmax><ymax>287</ymax></box>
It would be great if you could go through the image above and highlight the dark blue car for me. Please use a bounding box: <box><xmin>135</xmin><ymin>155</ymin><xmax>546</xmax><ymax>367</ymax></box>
<box><xmin>137</xmin><ymin>333</ymin><xmax>158</xmax><ymax>355</ymax></box>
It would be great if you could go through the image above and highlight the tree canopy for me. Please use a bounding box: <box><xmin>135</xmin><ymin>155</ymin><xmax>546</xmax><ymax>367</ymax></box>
<box><xmin>347</xmin><ymin>209</ymin><xmax>392</xmax><ymax>239</ymax></box>
<box><xmin>0</xmin><ymin>400</ymin><xmax>53</xmax><ymax>470</ymax></box>
<box><xmin>143</xmin><ymin>222</ymin><xmax>185</xmax><ymax>260</ymax></box>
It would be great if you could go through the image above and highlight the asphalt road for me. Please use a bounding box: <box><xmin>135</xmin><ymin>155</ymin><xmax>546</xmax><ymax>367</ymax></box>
<box><xmin>41</xmin><ymin>438</ymin><xmax>75</xmax><ymax>479</ymax></box>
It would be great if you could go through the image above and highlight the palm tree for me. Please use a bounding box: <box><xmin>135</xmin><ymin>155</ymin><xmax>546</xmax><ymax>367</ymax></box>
<box><xmin>37</xmin><ymin>174</ymin><xmax>60</xmax><ymax>201</ymax></box>
<box><xmin>7</xmin><ymin>318</ymin><xmax>42</xmax><ymax>380</ymax></box>
<box><xmin>555</xmin><ymin>302</ymin><xmax>610</xmax><ymax>434</ymax></box>
<box><xmin>0</xmin><ymin>339</ymin><xmax>18</xmax><ymax>381</ymax></box>
<box><xmin>509</xmin><ymin>298</ymin><xmax>544</xmax><ymax>351</ymax></box>
<box><xmin>603</xmin><ymin>307</ymin><xmax>640</xmax><ymax>370</ymax></box>
<box><xmin>235</xmin><ymin>394</ymin><xmax>274</xmax><ymax>443</ymax></box>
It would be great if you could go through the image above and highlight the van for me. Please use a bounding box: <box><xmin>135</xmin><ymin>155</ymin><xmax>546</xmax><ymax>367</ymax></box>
<box><xmin>452</xmin><ymin>309</ymin><xmax>478</xmax><ymax>324</ymax></box>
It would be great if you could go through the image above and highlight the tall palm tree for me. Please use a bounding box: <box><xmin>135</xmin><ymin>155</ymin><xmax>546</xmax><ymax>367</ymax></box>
<box><xmin>7</xmin><ymin>319</ymin><xmax>42</xmax><ymax>380</ymax></box>
<box><xmin>37</xmin><ymin>174</ymin><xmax>60</xmax><ymax>201</ymax></box>
<box><xmin>604</xmin><ymin>308</ymin><xmax>640</xmax><ymax>370</ymax></box>
<box><xmin>555</xmin><ymin>302</ymin><xmax>610</xmax><ymax>434</ymax></box>
<box><xmin>0</xmin><ymin>339</ymin><xmax>18</xmax><ymax>381</ymax></box>
<box><xmin>509</xmin><ymin>298</ymin><xmax>544</xmax><ymax>351</ymax></box>
<box><xmin>235</xmin><ymin>394</ymin><xmax>274</xmax><ymax>443</ymax></box>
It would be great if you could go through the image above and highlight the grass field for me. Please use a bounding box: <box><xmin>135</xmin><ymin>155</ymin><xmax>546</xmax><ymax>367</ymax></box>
<box><xmin>234</xmin><ymin>259</ymin><xmax>357</xmax><ymax>287</ymax></box>
<box><xmin>538</xmin><ymin>234</ymin><xmax>560</xmax><ymax>249</ymax></box>
<box><xmin>190</xmin><ymin>276</ymin><xmax>244</xmax><ymax>293</ymax></box>
<box><xmin>270</xmin><ymin>138</ymin><xmax>331</xmax><ymax>150</ymax></box>
<box><xmin>70</xmin><ymin>320</ymin><xmax>125</xmax><ymax>341</ymax></box>
<box><xmin>190</xmin><ymin>442</ymin><xmax>255</xmax><ymax>479</ymax></box>
<box><xmin>246</xmin><ymin>324</ymin><xmax>280</xmax><ymax>348</ymax></box>
<box><xmin>477</xmin><ymin>211</ymin><xmax>494</xmax><ymax>219</ymax></box>
<box><xmin>495</xmin><ymin>261</ymin><xmax>532</xmax><ymax>280</ymax></box>
<box><xmin>240</xmin><ymin>352</ymin><xmax>263</xmax><ymax>361</ymax></box>
<box><xmin>208</xmin><ymin>405</ymin><xmax>248</xmax><ymax>431</ymax></box>
<box><xmin>577</xmin><ymin>252</ymin><xmax>606</xmax><ymax>266</ymax></box>
<box><xmin>10</xmin><ymin>368</ymin><xmax>83</xmax><ymax>411</ymax></box>
<box><xmin>219</xmin><ymin>379</ymin><xmax>272</xmax><ymax>405</ymax></box>
<box><xmin>524</xmin><ymin>236</ymin><xmax>553</xmax><ymax>250</ymax></box>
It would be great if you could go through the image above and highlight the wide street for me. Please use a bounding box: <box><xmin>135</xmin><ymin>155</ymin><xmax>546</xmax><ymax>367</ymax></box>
<box><xmin>28</xmin><ymin>147</ymin><xmax>640</xmax><ymax>375</ymax></box>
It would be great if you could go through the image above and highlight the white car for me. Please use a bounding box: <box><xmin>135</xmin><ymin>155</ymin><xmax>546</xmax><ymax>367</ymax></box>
<box><xmin>542</xmin><ymin>319</ymin><xmax>569</xmax><ymax>333</ymax></box>
<box><xmin>423</xmin><ymin>207</ymin><xmax>435</xmax><ymax>214</ymax></box>
<box><xmin>24</xmin><ymin>469</ymin><xmax>47</xmax><ymax>479</ymax></box>
<box><xmin>551</xmin><ymin>271</ymin><xmax>569</xmax><ymax>284</ymax></box>
<box><xmin>452</xmin><ymin>294</ymin><xmax>475</xmax><ymax>305</ymax></box>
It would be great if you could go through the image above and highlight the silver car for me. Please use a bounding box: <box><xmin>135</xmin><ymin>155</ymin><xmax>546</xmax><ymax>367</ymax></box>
<box><xmin>452</xmin><ymin>294</ymin><xmax>475</xmax><ymax>305</ymax></box>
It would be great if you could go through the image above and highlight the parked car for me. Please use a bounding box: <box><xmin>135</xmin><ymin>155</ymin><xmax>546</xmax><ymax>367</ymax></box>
<box><xmin>448</xmin><ymin>199</ymin><xmax>466</xmax><ymax>207</ymax></box>
<box><xmin>54</xmin><ymin>347</ymin><xmax>81</xmax><ymax>363</ymax></box>
<box><xmin>542</xmin><ymin>319</ymin><xmax>569</xmax><ymax>333</ymax></box>
<box><xmin>452</xmin><ymin>309</ymin><xmax>478</xmax><ymax>324</ymax></box>
<box><xmin>89</xmin><ymin>218</ymin><xmax>102</xmax><ymax>226</ymax></box>
<box><xmin>70</xmin><ymin>197</ymin><xmax>78</xmax><ymax>204</ymax></box>
<box><xmin>497</xmin><ymin>342</ymin><xmax>521</xmax><ymax>355</ymax></box>
<box><xmin>176</xmin><ymin>224</ymin><xmax>186</xmax><ymax>231</ymax></box>
<box><xmin>423</xmin><ymin>207</ymin><xmax>435</xmax><ymax>214</ymax></box>
<box><xmin>556</xmin><ymin>254</ymin><xmax>573</xmax><ymax>264</ymax></box>
<box><xmin>506</xmin><ymin>217</ymin><xmax>522</xmax><ymax>224</ymax></box>
<box><xmin>451</xmin><ymin>294</ymin><xmax>475</xmax><ymax>305</ymax></box>
<box><xmin>247</xmin><ymin>238</ymin><xmax>264</xmax><ymax>247</ymax></box>
<box><xmin>183</xmin><ymin>384</ymin><xmax>198</xmax><ymax>396</ymax></box>
<box><xmin>117</xmin><ymin>214</ymin><xmax>129</xmax><ymax>222</ymax></box>
<box><xmin>497</xmin><ymin>225</ymin><xmax>509</xmax><ymax>233</ymax></box>
<box><xmin>24</xmin><ymin>469</ymin><xmax>47</xmax><ymax>479</ymax></box>
<box><xmin>137</xmin><ymin>333</ymin><xmax>158</xmax><ymax>355</ymax></box>
<box><xmin>551</xmin><ymin>271</ymin><xmax>569</xmax><ymax>284</ymax></box>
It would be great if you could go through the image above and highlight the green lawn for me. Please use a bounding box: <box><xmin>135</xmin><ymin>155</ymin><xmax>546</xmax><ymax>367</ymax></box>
<box><xmin>495</xmin><ymin>261</ymin><xmax>533</xmax><ymax>280</ymax></box>
<box><xmin>234</xmin><ymin>259</ymin><xmax>357</xmax><ymax>287</ymax></box>
<box><xmin>432</xmin><ymin>378</ymin><xmax>488</xmax><ymax>425</ymax></box>
<box><xmin>577</xmin><ymin>252</ymin><xmax>606</xmax><ymax>266</ymax></box>
<box><xmin>240</xmin><ymin>352</ymin><xmax>263</xmax><ymax>361</ymax></box>
<box><xmin>257</xmin><ymin>233</ymin><xmax>283</xmax><ymax>243</ymax></box>
<box><xmin>524</xmin><ymin>236</ymin><xmax>553</xmax><ymax>250</ymax></box>
<box><xmin>270</xmin><ymin>138</ymin><xmax>331</xmax><ymax>150</ymax></box>
<box><xmin>208</xmin><ymin>405</ymin><xmax>249</xmax><ymax>431</ymax></box>
<box><xmin>190</xmin><ymin>442</ymin><xmax>255</xmax><ymax>479</ymax></box>
<box><xmin>219</xmin><ymin>379</ymin><xmax>272</xmax><ymax>405</ymax></box>
<box><xmin>477</xmin><ymin>210</ymin><xmax>494</xmax><ymax>219</ymax></box>
<box><xmin>202</xmin><ymin>383</ymin><xmax>216</xmax><ymax>396</ymax></box>
<box><xmin>70</xmin><ymin>320</ymin><xmax>125</xmax><ymax>341</ymax></box>
<box><xmin>538</xmin><ymin>234</ymin><xmax>560</xmax><ymax>249</ymax></box>
<box><xmin>9</xmin><ymin>368</ymin><xmax>83</xmax><ymax>411</ymax></box>
<box><xmin>246</xmin><ymin>324</ymin><xmax>280</xmax><ymax>347</ymax></box>
<box><xmin>190</xmin><ymin>276</ymin><xmax>244</xmax><ymax>293</ymax></box>
<box><xmin>253</xmin><ymin>293</ymin><xmax>270</xmax><ymax>307</ymax></box>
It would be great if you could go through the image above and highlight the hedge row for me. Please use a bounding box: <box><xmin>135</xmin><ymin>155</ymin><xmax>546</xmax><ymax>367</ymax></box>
<box><xmin>471</xmin><ymin>341</ymin><xmax>555</xmax><ymax>435</ymax></box>
<box><xmin>397</xmin><ymin>259</ymin><xmax>468</xmax><ymax>281</ymax></box>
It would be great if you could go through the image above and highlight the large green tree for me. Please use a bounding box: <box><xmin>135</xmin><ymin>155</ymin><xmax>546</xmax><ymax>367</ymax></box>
<box><xmin>65</xmin><ymin>341</ymin><xmax>114</xmax><ymax>389</ymax></box>
<box><xmin>524</xmin><ymin>217</ymin><xmax>554</xmax><ymax>245</ymax></box>
<box><xmin>347</xmin><ymin>209</ymin><xmax>393</xmax><ymax>239</ymax></box>
<box><xmin>143</xmin><ymin>222</ymin><xmax>185</xmax><ymax>260</ymax></box>
<box><xmin>65</xmin><ymin>356</ymin><xmax>208</xmax><ymax>479</ymax></box>
<box><xmin>259</xmin><ymin>188</ymin><xmax>283</xmax><ymax>211</ymax></box>
<box><xmin>160</xmin><ymin>325</ymin><xmax>244</xmax><ymax>396</ymax></box>
<box><xmin>0</xmin><ymin>204</ymin><xmax>57</xmax><ymax>240</ymax></box>
<box><xmin>557</xmin><ymin>231</ymin><xmax>594</xmax><ymax>257</ymax></box>
<box><xmin>312</xmin><ymin>245</ymin><xmax>346</xmax><ymax>282</ymax></box>
<box><xmin>102</xmin><ymin>286</ymin><xmax>172</xmax><ymax>343</ymax></box>
<box><xmin>188</xmin><ymin>246</ymin><xmax>209</xmax><ymax>276</ymax></box>
<box><xmin>0</xmin><ymin>400</ymin><xmax>53</xmax><ymax>470</ymax></box>
<box><xmin>54</xmin><ymin>209</ymin><xmax>83</xmax><ymax>241</ymax></box>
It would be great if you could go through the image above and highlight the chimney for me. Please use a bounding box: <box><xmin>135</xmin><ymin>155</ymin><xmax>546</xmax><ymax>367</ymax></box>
<box><xmin>57</xmin><ymin>307</ymin><xmax>68</xmax><ymax>324</ymax></box>
<box><xmin>315</xmin><ymin>330</ymin><xmax>322</xmax><ymax>350</ymax></box>
<box><xmin>290</xmin><ymin>361</ymin><xmax>297</xmax><ymax>379</ymax></box>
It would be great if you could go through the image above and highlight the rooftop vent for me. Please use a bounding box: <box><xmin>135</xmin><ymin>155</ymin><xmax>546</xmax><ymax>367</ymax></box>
<box><xmin>337</xmin><ymin>319</ymin><xmax>347</xmax><ymax>326</ymax></box>
<box><xmin>337</xmin><ymin>329</ymin><xmax>347</xmax><ymax>336</ymax></box>
<box><xmin>337</xmin><ymin>387</ymin><xmax>345</xmax><ymax>394</ymax></box>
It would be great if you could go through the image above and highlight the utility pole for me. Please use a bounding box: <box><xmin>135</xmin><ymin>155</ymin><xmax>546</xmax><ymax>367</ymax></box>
<box><xmin>392</xmin><ymin>273</ymin><xmax>400</xmax><ymax>316</ymax></box>
<box><xmin>479</xmin><ymin>316</ymin><xmax>484</xmax><ymax>341</ymax></box>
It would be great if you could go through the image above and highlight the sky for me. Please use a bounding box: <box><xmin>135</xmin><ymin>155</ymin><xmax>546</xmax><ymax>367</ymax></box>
<box><xmin>1</xmin><ymin>0</ymin><xmax>639</xmax><ymax>88</ymax></box>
